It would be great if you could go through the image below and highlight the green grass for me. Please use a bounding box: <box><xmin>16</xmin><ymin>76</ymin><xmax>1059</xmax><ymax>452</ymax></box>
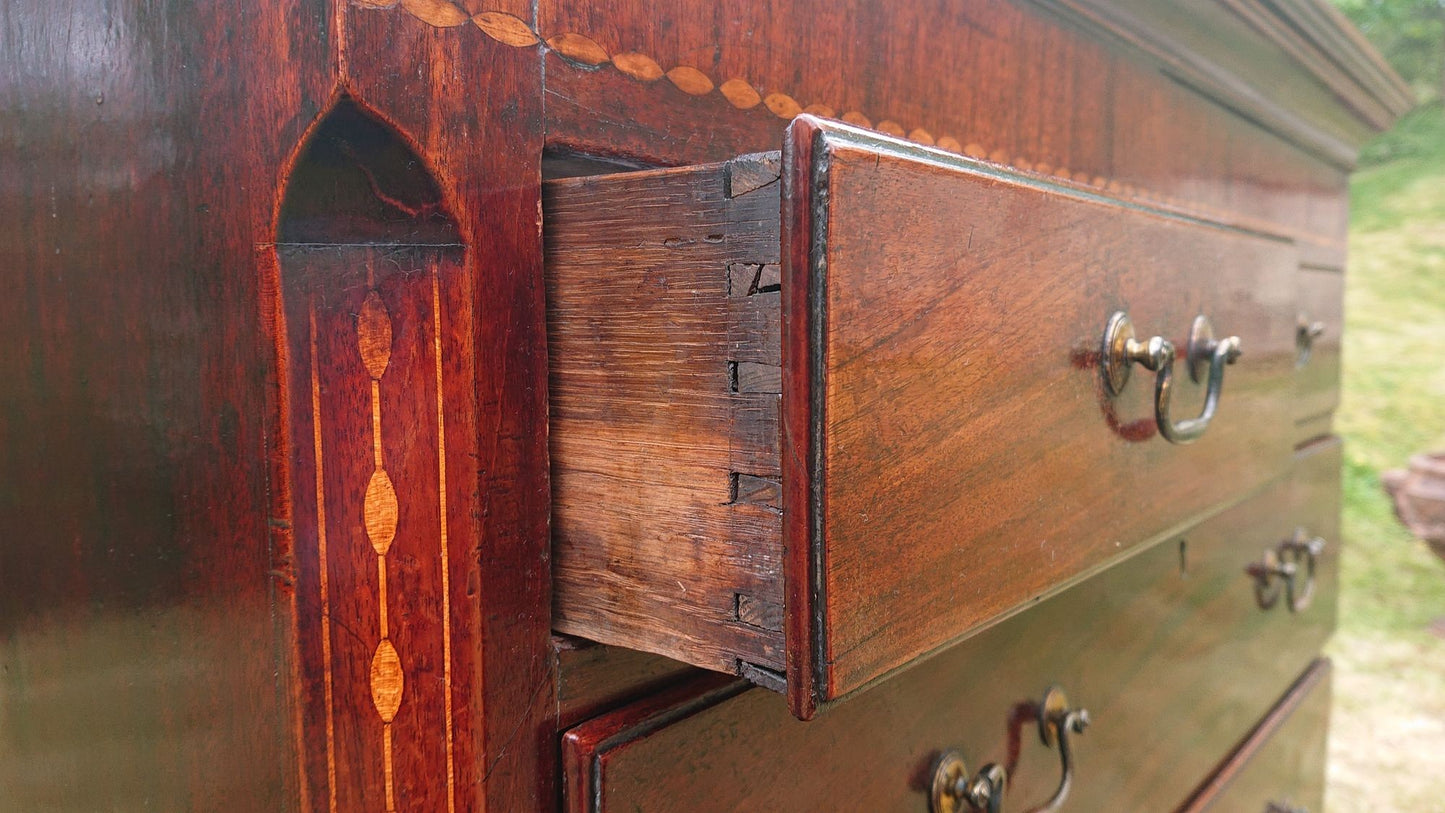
<box><xmin>1326</xmin><ymin>101</ymin><xmax>1445</xmax><ymax>812</ymax></box>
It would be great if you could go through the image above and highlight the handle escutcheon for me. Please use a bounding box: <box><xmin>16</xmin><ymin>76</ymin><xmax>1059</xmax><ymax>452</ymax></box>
<box><xmin>1249</xmin><ymin>528</ymin><xmax>1326</xmax><ymax>612</ymax></box>
<box><xmin>1101</xmin><ymin>312</ymin><xmax>1242</xmax><ymax>445</ymax></box>
<box><xmin>1295</xmin><ymin>313</ymin><xmax>1326</xmax><ymax>368</ymax></box>
<box><xmin>1031</xmin><ymin>687</ymin><xmax>1091</xmax><ymax>813</ymax></box>
<box><xmin>931</xmin><ymin>752</ymin><xmax>1007</xmax><ymax>813</ymax></box>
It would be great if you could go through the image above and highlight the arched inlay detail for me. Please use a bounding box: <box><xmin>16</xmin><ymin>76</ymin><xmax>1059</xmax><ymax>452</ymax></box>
<box><xmin>273</xmin><ymin>97</ymin><xmax>467</xmax><ymax>813</ymax></box>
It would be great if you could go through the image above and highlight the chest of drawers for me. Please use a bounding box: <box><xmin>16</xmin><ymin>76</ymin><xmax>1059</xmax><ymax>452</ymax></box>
<box><xmin>0</xmin><ymin>0</ymin><xmax>1407</xmax><ymax>810</ymax></box>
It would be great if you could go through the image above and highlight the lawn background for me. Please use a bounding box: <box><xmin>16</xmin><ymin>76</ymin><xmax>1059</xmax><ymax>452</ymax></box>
<box><xmin>1326</xmin><ymin>101</ymin><xmax>1445</xmax><ymax>811</ymax></box>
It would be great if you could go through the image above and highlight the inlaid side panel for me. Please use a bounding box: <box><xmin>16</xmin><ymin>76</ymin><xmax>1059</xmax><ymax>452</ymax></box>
<box><xmin>271</xmin><ymin>101</ymin><xmax>478</xmax><ymax>812</ymax></box>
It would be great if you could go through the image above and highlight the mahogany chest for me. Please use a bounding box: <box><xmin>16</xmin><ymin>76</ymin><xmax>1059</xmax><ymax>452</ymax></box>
<box><xmin>0</xmin><ymin>0</ymin><xmax>1407</xmax><ymax>810</ymax></box>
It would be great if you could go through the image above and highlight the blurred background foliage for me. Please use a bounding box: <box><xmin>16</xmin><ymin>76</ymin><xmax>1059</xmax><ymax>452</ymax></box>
<box><xmin>1325</xmin><ymin>2</ymin><xmax>1445</xmax><ymax>809</ymax></box>
<box><xmin>1335</xmin><ymin>0</ymin><xmax>1445</xmax><ymax>163</ymax></box>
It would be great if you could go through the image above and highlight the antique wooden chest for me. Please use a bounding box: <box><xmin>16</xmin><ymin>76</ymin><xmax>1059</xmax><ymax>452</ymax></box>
<box><xmin>0</xmin><ymin>0</ymin><xmax>1407</xmax><ymax>810</ymax></box>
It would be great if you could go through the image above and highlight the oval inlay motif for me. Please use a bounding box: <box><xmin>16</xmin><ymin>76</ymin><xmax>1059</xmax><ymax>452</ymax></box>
<box><xmin>613</xmin><ymin>52</ymin><xmax>664</xmax><ymax>82</ymax></box>
<box><xmin>472</xmin><ymin>11</ymin><xmax>539</xmax><ymax>46</ymax></box>
<box><xmin>365</xmin><ymin>469</ymin><xmax>399</xmax><ymax>556</ymax></box>
<box><xmin>370</xmin><ymin>639</ymin><xmax>405</xmax><ymax>723</ymax></box>
<box><xmin>400</xmin><ymin>0</ymin><xmax>469</xmax><ymax>27</ymax></box>
<box><xmin>547</xmin><ymin>32</ymin><xmax>609</xmax><ymax>66</ymax></box>
<box><xmin>764</xmin><ymin>93</ymin><xmax>802</xmax><ymax>118</ymax></box>
<box><xmin>358</xmin><ymin>291</ymin><xmax>393</xmax><ymax>381</ymax></box>
<box><xmin>719</xmin><ymin>78</ymin><xmax>762</xmax><ymax>109</ymax></box>
<box><xmin>666</xmin><ymin>66</ymin><xmax>714</xmax><ymax>96</ymax></box>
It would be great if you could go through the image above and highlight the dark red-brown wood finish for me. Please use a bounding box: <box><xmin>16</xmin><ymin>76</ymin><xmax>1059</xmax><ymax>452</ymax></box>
<box><xmin>0</xmin><ymin>0</ymin><xmax>1406</xmax><ymax>810</ymax></box>
<box><xmin>2</xmin><ymin>0</ymin><xmax>553</xmax><ymax>809</ymax></box>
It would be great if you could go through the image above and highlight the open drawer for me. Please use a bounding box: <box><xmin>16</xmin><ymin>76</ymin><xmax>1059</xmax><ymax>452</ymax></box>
<box><xmin>545</xmin><ymin>116</ymin><xmax>1300</xmax><ymax>718</ymax></box>
<box><xmin>560</xmin><ymin>442</ymin><xmax>1342</xmax><ymax>811</ymax></box>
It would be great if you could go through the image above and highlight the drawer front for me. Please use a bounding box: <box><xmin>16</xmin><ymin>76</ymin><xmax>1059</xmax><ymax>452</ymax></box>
<box><xmin>1180</xmin><ymin>659</ymin><xmax>1333</xmax><ymax>813</ymax></box>
<box><xmin>1293</xmin><ymin>266</ymin><xmax>1343</xmax><ymax>441</ymax></box>
<box><xmin>563</xmin><ymin>441</ymin><xmax>1341</xmax><ymax>811</ymax></box>
<box><xmin>784</xmin><ymin>117</ymin><xmax>1300</xmax><ymax>713</ymax></box>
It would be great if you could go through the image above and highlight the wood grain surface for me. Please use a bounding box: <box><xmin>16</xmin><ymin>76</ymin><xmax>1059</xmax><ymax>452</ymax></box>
<box><xmin>1294</xmin><ymin>265</ymin><xmax>1345</xmax><ymax>441</ymax></box>
<box><xmin>562</xmin><ymin>440</ymin><xmax>1342</xmax><ymax>811</ymax></box>
<box><xmin>0</xmin><ymin>0</ymin><xmax>332</xmax><ymax>807</ymax></box>
<box><xmin>545</xmin><ymin>155</ymin><xmax>787</xmax><ymax>676</ymax></box>
<box><xmin>1178</xmin><ymin>658</ymin><xmax>1333</xmax><ymax>812</ymax></box>
<box><xmin>0</xmin><ymin>0</ymin><xmax>1397</xmax><ymax>806</ymax></box>
<box><xmin>789</xmin><ymin>117</ymin><xmax>1302</xmax><ymax>711</ymax></box>
<box><xmin>535</xmin><ymin>0</ymin><xmax>1369</xmax><ymax>260</ymax></box>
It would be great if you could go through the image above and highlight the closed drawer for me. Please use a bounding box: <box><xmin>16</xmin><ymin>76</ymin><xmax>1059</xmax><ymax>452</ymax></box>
<box><xmin>546</xmin><ymin>116</ymin><xmax>1300</xmax><ymax>718</ymax></box>
<box><xmin>1293</xmin><ymin>265</ymin><xmax>1343</xmax><ymax>444</ymax></box>
<box><xmin>560</xmin><ymin>441</ymin><xmax>1342</xmax><ymax>811</ymax></box>
<box><xmin>1179</xmin><ymin>659</ymin><xmax>1333</xmax><ymax>813</ymax></box>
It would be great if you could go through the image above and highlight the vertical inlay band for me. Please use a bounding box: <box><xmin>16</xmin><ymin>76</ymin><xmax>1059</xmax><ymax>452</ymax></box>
<box><xmin>432</xmin><ymin>265</ymin><xmax>458</xmax><ymax>813</ymax></box>
<box><xmin>309</xmin><ymin>303</ymin><xmax>339</xmax><ymax>813</ymax></box>
<box><xmin>360</xmin><ymin>269</ymin><xmax>402</xmax><ymax>812</ymax></box>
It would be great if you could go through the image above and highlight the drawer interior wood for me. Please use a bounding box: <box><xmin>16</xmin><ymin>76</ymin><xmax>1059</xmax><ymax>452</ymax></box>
<box><xmin>561</xmin><ymin>441</ymin><xmax>1342</xmax><ymax>811</ymax></box>
<box><xmin>546</xmin><ymin>118</ymin><xmax>1302</xmax><ymax>717</ymax></box>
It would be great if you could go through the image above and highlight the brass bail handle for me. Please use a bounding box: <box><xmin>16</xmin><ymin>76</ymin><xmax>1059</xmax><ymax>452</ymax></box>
<box><xmin>1101</xmin><ymin>312</ymin><xmax>1243</xmax><ymax>445</ymax></box>
<box><xmin>930</xmin><ymin>753</ymin><xmax>1007</xmax><ymax>813</ymax></box>
<box><xmin>1249</xmin><ymin>528</ymin><xmax>1326</xmax><ymax>612</ymax></box>
<box><xmin>1029</xmin><ymin>687</ymin><xmax>1091</xmax><ymax>813</ymax></box>
<box><xmin>1296</xmin><ymin>313</ymin><xmax>1326</xmax><ymax>368</ymax></box>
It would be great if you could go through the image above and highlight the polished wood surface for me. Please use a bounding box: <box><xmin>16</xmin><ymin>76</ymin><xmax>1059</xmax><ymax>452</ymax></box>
<box><xmin>561</xmin><ymin>440</ymin><xmax>1342</xmax><ymax>811</ymax></box>
<box><xmin>1</xmin><ymin>1</ymin><xmax>554</xmax><ymax>809</ymax></box>
<box><xmin>787</xmin><ymin>116</ymin><xmax>1301</xmax><ymax>714</ymax></box>
<box><xmin>548</xmin><ymin>122</ymin><xmax>1312</xmax><ymax>716</ymax></box>
<box><xmin>0</xmin><ymin>1</ymin><xmax>330</xmax><ymax>807</ymax></box>
<box><xmin>1179</xmin><ymin>658</ymin><xmax>1333</xmax><ymax>812</ymax></box>
<box><xmin>532</xmin><ymin>0</ymin><xmax>1380</xmax><ymax>258</ymax></box>
<box><xmin>1294</xmin><ymin>266</ymin><xmax>1345</xmax><ymax>440</ymax></box>
<box><xmin>0</xmin><ymin>0</ymin><xmax>1402</xmax><ymax>806</ymax></box>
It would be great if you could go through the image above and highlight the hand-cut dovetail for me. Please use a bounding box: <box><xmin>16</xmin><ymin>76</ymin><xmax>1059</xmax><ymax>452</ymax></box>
<box><xmin>547</xmin><ymin>32</ymin><xmax>610</xmax><ymax>65</ymax></box>
<box><xmin>720</xmin><ymin>78</ymin><xmax>762</xmax><ymax>109</ymax></box>
<box><xmin>732</xmin><ymin>473</ymin><xmax>782</xmax><ymax>509</ymax></box>
<box><xmin>400</xmin><ymin>0</ymin><xmax>470</xmax><ymax>27</ymax></box>
<box><xmin>764</xmin><ymin>93</ymin><xmax>803</xmax><ymax>118</ymax></box>
<box><xmin>803</xmin><ymin>103</ymin><xmax>835</xmax><ymax>117</ymax></box>
<box><xmin>937</xmin><ymin>136</ymin><xmax>963</xmax><ymax>152</ymax></box>
<box><xmin>667</xmin><ymin>66</ymin><xmax>715</xmax><ymax>95</ymax></box>
<box><xmin>841</xmin><ymin>111</ymin><xmax>872</xmax><ymax>127</ymax></box>
<box><xmin>729</xmin><ymin>264</ymin><xmax>762</xmax><ymax>296</ymax></box>
<box><xmin>472</xmin><ymin>11</ymin><xmax>539</xmax><ymax>46</ymax></box>
<box><xmin>734</xmin><ymin>361</ymin><xmax>782</xmax><ymax>393</ymax></box>
<box><xmin>365</xmin><ymin>469</ymin><xmax>399</xmax><ymax>556</ymax></box>
<box><xmin>613</xmin><ymin>52</ymin><xmax>664</xmax><ymax>81</ymax></box>
<box><xmin>358</xmin><ymin>291</ymin><xmax>393</xmax><ymax>380</ymax></box>
<box><xmin>909</xmin><ymin>128</ymin><xmax>936</xmax><ymax>145</ymax></box>
<box><xmin>370</xmin><ymin>639</ymin><xmax>405</xmax><ymax>723</ymax></box>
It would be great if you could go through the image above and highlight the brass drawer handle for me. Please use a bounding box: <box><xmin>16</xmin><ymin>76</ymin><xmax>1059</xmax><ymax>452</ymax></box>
<box><xmin>1032</xmin><ymin>687</ymin><xmax>1091</xmax><ymax>813</ymax></box>
<box><xmin>1249</xmin><ymin>528</ymin><xmax>1326</xmax><ymax>612</ymax></box>
<box><xmin>1296</xmin><ymin>313</ymin><xmax>1327</xmax><ymax>367</ymax></box>
<box><xmin>929</xmin><ymin>688</ymin><xmax>1091</xmax><ymax>813</ymax></box>
<box><xmin>1101</xmin><ymin>312</ymin><xmax>1243</xmax><ymax>445</ymax></box>
<box><xmin>930</xmin><ymin>754</ymin><xmax>1007</xmax><ymax>813</ymax></box>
